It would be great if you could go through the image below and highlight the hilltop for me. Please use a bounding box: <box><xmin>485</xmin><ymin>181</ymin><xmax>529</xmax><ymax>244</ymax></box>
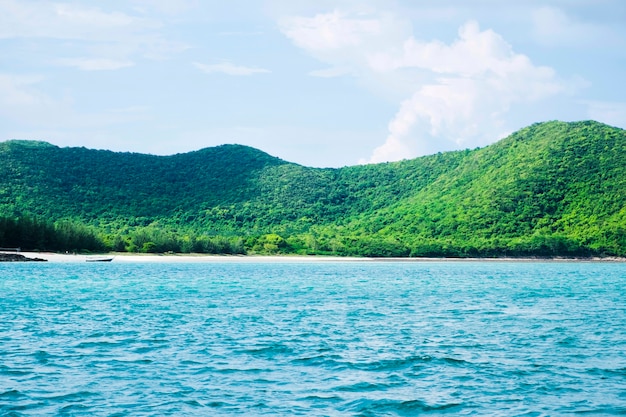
<box><xmin>1</xmin><ymin>120</ymin><xmax>625</xmax><ymax>257</ymax></box>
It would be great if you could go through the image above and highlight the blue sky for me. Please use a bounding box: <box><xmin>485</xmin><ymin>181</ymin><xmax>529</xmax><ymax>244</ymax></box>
<box><xmin>1</xmin><ymin>0</ymin><xmax>625</xmax><ymax>167</ymax></box>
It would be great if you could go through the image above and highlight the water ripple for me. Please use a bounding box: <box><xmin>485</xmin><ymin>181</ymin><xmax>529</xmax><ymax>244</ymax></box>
<box><xmin>1</xmin><ymin>261</ymin><xmax>625</xmax><ymax>415</ymax></box>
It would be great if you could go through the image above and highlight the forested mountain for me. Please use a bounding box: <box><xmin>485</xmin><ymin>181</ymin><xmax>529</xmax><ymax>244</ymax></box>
<box><xmin>1</xmin><ymin>120</ymin><xmax>625</xmax><ymax>257</ymax></box>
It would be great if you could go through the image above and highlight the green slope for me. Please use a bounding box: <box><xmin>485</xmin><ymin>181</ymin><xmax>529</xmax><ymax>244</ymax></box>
<box><xmin>1</xmin><ymin>120</ymin><xmax>625</xmax><ymax>256</ymax></box>
<box><xmin>0</xmin><ymin>141</ymin><xmax>287</xmax><ymax>222</ymax></box>
<box><xmin>335</xmin><ymin>121</ymin><xmax>626</xmax><ymax>256</ymax></box>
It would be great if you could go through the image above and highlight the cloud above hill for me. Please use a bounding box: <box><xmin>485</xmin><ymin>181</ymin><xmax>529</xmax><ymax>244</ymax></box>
<box><xmin>280</xmin><ymin>7</ymin><xmax>573</xmax><ymax>163</ymax></box>
<box><xmin>0</xmin><ymin>0</ymin><xmax>186</xmax><ymax>68</ymax></box>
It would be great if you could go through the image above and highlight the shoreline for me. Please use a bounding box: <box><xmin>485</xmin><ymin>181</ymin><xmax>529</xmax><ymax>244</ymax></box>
<box><xmin>3</xmin><ymin>251</ymin><xmax>625</xmax><ymax>263</ymax></box>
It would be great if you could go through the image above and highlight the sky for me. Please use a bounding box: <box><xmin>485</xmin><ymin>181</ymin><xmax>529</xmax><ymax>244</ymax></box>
<box><xmin>1</xmin><ymin>0</ymin><xmax>625</xmax><ymax>167</ymax></box>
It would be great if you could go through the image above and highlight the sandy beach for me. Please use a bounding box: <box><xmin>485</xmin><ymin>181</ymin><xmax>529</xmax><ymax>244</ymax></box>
<box><xmin>3</xmin><ymin>251</ymin><xmax>362</xmax><ymax>263</ymax></box>
<box><xmin>3</xmin><ymin>251</ymin><xmax>624</xmax><ymax>263</ymax></box>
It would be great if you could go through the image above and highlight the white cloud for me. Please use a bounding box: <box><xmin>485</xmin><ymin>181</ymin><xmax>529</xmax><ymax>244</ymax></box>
<box><xmin>193</xmin><ymin>61</ymin><xmax>270</xmax><ymax>76</ymax></box>
<box><xmin>279</xmin><ymin>9</ymin><xmax>410</xmax><ymax>80</ymax></box>
<box><xmin>0</xmin><ymin>0</ymin><xmax>152</xmax><ymax>41</ymax></box>
<box><xmin>365</xmin><ymin>20</ymin><xmax>568</xmax><ymax>163</ymax></box>
<box><xmin>56</xmin><ymin>58</ymin><xmax>135</xmax><ymax>71</ymax></box>
<box><xmin>367</xmin><ymin>77</ymin><xmax>508</xmax><ymax>163</ymax></box>
<box><xmin>0</xmin><ymin>1</ymin><xmax>186</xmax><ymax>64</ymax></box>
<box><xmin>280</xmin><ymin>8</ymin><xmax>571</xmax><ymax>163</ymax></box>
<box><xmin>279</xmin><ymin>10</ymin><xmax>382</xmax><ymax>51</ymax></box>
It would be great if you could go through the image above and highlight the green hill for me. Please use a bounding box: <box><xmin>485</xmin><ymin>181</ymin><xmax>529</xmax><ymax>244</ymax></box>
<box><xmin>335</xmin><ymin>121</ymin><xmax>626</xmax><ymax>256</ymax></box>
<box><xmin>1</xmin><ymin>120</ymin><xmax>625</xmax><ymax>256</ymax></box>
<box><xmin>0</xmin><ymin>141</ymin><xmax>285</xmax><ymax>221</ymax></box>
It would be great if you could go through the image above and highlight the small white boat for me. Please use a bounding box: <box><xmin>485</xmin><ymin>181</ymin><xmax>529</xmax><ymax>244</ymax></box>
<box><xmin>86</xmin><ymin>256</ymin><xmax>114</xmax><ymax>262</ymax></box>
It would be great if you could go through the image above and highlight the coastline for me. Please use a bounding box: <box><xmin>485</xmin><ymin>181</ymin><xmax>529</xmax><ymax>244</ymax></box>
<box><xmin>3</xmin><ymin>251</ymin><xmax>625</xmax><ymax>263</ymax></box>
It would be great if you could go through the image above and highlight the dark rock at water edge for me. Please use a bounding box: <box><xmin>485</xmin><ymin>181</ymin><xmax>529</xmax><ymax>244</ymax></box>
<box><xmin>0</xmin><ymin>253</ymin><xmax>47</xmax><ymax>262</ymax></box>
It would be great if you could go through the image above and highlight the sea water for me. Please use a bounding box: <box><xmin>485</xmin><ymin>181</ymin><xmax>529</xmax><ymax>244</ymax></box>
<box><xmin>1</xmin><ymin>260</ymin><xmax>625</xmax><ymax>416</ymax></box>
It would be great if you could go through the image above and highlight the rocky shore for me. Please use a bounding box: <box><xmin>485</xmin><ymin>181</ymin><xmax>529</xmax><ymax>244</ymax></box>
<box><xmin>0</xmin><ymin>253</ymin><xmax>47</xmax><ymax>262</ymax></box>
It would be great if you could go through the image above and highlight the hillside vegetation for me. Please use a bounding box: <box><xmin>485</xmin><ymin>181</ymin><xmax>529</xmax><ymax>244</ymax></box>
<box><xmin>1</xmin><ymin>120</ymin><xmax>625</xmax><ymax>257</ymax></box>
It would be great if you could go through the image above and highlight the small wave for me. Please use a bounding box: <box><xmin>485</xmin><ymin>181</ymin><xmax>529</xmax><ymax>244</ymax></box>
<box><xmin>586</xmin><ymin>367</ymin><xmax>626</xmax><ymax>378</ymax></box>
<box><xmin>206</xmin><ymin>401</ymin><xmax>230</xmax><ymax>408</ymax></box>
<box><xmin>113</xmin><ymin>358</ymin><xmax>153</xmax><ymax>365</ymax></box>
<box><xmin>182</xmin><ymin>399</ymin><xmax>204</xmax><ymax>407</ymax></box>
<box><xmin>335</xmin><ymin>381</ymin><xmax>399</xmax><ymax>392</ymax></box>
<box><xmin>573</xmin><ymin>406</ymin><xmax>626</xmax><ymax>415</ymax></box>
<box><xmin>59</xmin><ymin>403</ymin><xmax>90</xmax><ymax>413</ymax></box>
<box><xmin>0</xmin><ymin>411</ymin><xmax>25</xmax><ymax>417</ymax></box>
<box><xmin>0</xmin><ymin>389</ymin><xmax>25</xmax><ymax>400</ymax></box>
<box><xmin>298</xmin><ymin>394</ymin><xmax>343</xmax><ymax>403</ymax></box>
<box><xmin>239</xmin><ymin>342</ymin><xmax>294</xmax><ymax>358</ymax></box>
<box><xmin>33</xmin><ymin>350</ymin><xmax>53</xmax><ymax>364</ymax></box>
<box><xmin>323</xmin><ymin>354</ymin><xmax>470</xmax><ymax>374</ymax></box>
<box><xmin>197</xmin><ymin>366</ymin><xmax>265</xmax><ymax>375</ymax></box>
<box><xmin>74</xmin><ymin>340</ymin><xmax>123</xmax><ymax>349</ymax></box>
<box><xmin>42</xmin><ymin>391</ymin><xmax>99</xmax><ymax>402</ymax></box>
<box><xmin>132</xmin><ymin>346</ymin><xmax>156</xmax><ymax>354</ymax></box>
<box><xmin>557</xmin><ymin>336</ymin><xmax>579</xmax><ymax>347</ymax></box>
<box><xmin>179</xmin><ymin>359</ymin><xmax>204</xmax><ymax>366</ymax></box>
<box><xmin>291</xmin><ymin>354</ymin><xmax>348</xmax><ymax>370</ymax></box>
<box><xmin>354</xmin><ymin>355</ymin><xmax>434</xmax><ymax>372</ymax></box>
<box><xmin>441</xmin><ymin>356</ymin><xmax>469</xmax><ymax>365</ymax></box>
<box><xmin>344</xmin><ymin>398</ymin><xmax>462</xmax><ymax>415</ymax></box>
<box><xmin>0</xmin><ymin>366</ymin><xmax>31</xmax><ymax>377</ymax></box>
<box><xmin>347</xmin><ymin>310</ymin><xmax>387</xmax><ymax>318</ymax></box>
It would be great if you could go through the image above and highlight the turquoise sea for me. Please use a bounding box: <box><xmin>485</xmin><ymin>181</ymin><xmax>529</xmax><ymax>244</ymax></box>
<box><xmin>1</xmin><ymin>260</ymin><xmax>625</xmax><ymax>416</ymax></box>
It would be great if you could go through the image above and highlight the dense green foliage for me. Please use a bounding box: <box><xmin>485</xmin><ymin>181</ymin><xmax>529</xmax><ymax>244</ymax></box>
<box><xmin>0</xmin><ymin>216</ymin><xmax>103</xmax><ymax>252</ymax></box>
<box><xmin>326</xmin><ymin>121</ymin><xmax>626</xmax><ymax>257</ymax></box>
<box><xmin>1</xmin><ymin>120</ymin><xmax>625</xmax><ymax>256</ymax></box>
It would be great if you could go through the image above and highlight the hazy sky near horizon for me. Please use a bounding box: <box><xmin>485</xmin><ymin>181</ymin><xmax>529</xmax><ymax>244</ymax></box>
<box><xmin>1</xmin><ymin>0</ymin><xmax>625</xmax><ymax>167</ymax></box>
